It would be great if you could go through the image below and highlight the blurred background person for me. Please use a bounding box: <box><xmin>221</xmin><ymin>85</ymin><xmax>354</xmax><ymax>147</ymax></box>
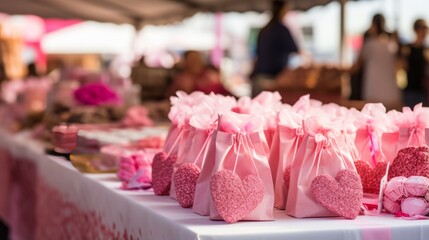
<box><xmin>167</xmin><ymin>50</ymin><xmax>231</xmax><ymax>96</ymax></box>
<box><xmin>350</xmin><ymin>14</ymin><xmax>390</xmax><ymax>100</ymax></box>
<box><xmin>400</xmin><ymin>19</ymin><xmax>428</xmax><ymax>107</ymax></box>
<box><xmin>351</xmin><ymin>13</ymin><xmax>401</xmax><ymax>109</ymax></box>
<box><xmin>250</xmin><ymin>0</ymin><xmax>299</xmax><ymax>97</ymax></box>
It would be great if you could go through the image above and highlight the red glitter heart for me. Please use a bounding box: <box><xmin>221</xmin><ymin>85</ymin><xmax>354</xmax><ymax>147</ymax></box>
<box><xmin>173</xmin><ymin>163</ymin><xmax>201</xmax><ymax>208</ymax></box>
<box><xmin>210</xmin><ymin>170</ymin><xmax>264</xmax><ymax>223</ymax></box>
<box><xmin>151</xmin><ymin>152</ymin><xmax>177</xmax><ymax>195</ymax></box>
<box><xmin>389</xmin><ymin>146</ymin><xmax>429</xmax><ymax>180</ymax></box>
<box><xmin>354</xmin><ymin>160</ymin><xmax>387</xmax><ymax>194</ymax></box>
<box><xmin>311</xmin><ymin>169</ymin><xmax>363</xmax><ymax>219</ymax></box>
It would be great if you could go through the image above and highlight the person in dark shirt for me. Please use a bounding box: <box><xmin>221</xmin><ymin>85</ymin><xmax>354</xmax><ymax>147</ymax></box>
<box><xmin>251</xmin><ymin>0</ymin><xmax>299</xmax><ymax>97</ymax></box>
<box><xmin>401</xmin><ymin>19</ymin><xmax>428</xmax><ymax>107</ymax></box>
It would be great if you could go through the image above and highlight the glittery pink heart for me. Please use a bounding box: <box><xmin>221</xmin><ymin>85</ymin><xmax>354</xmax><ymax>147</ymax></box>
<box><xmin>151</xmin><ymin>152</ymin><xmax>177</xmax><ymax>195</ymax></box>
<box><xmin>389</xmin><ymin>146</ymin><xmax>429</xmax><ymax>180</ymax></box>
<box><xmin>210</xmin><ymin>170</ymin><xmax>264</xmax><ymax>223</ymax></box>
<box><xmin>174</xmin><ymin>163</ymin><xmax>200</xmax><ymax>208</ymax></box>
<box><xmin>311</xmin><ymin>169</ymin><xmax>363</xmax><ymax>219</ymax></box>
<box><xmin>354</xmin><ymin>160</ymin><xmax>387</xmax><ymax>194</ymax></box>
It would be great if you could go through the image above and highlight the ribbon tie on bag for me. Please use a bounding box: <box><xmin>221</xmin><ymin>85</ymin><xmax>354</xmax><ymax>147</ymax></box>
<box><xmin>407</xmin><ymin>127</ymin><xmax>426</xmax><ymax>147</ymax></box>
<box><xmin>367</xmin><ymin>125</ymin><xmax>380</xmax><ymax>167</ymax></box>
<box><xmin>295</xmin><ymin>127</ymin><xmax>304</xmax><ymax>137</ymax></box>
<box><xmin>314</xmin><ymin>131</ymin><xmax>332</xmax><ymax>149</ymax></box>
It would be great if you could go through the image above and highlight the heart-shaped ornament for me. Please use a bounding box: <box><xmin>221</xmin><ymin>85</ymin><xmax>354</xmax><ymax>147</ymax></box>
<box><xmin>354</xmin><ymin>160</ymin><xmax>387</xmax><ymax>194</ymax></box>
<box><xmin>210</xmin><ymin>170</ymin><xmax>264</xmax><ymax>223</ymax></box>
<box><xmin>311</xmin><ymin>169</ymin><xmax>363</xmax><ymax>219</ymax></box>
<box><xmin>152</xmin><ymin>152</ymin><xmax>177</xmax><ymax>195</ymax></box>
<box><xmin>174</xmin><ymin>163</ymin><xmax>201</xmax><ymax>208</ymax></box>
<box><xmin>389</xmin><ymin>146</ymin><xmax>429</xmax><ymax>179</ymax></box>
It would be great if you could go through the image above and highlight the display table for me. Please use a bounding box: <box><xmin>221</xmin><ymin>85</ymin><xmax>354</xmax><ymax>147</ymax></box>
<box><xmin>1</xmin><ymin>130</ymin><xmax>429</xmax><ymax>240</ymax></box>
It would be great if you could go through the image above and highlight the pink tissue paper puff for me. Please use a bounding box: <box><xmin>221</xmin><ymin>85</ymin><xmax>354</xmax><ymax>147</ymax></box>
<box><xmin>311</xmin><ymin>169</ymin><xmax>363</xmax><ymax>219</ymax></box>
<box><xmin>426</xmin><ymin>191</ymin><xmax>429</xmax><ymax>202</ymax></box>
<box><xmin>389</xmin><ymin>146</ymin><xmax>429</xmax><ymax>179</ymax></box>
<box><xmin>384</xmin><ymin>176</ymin><xmax>407</xmax><ymax>202</ymax></box>
<box><xmin>401</xmin><ymin>197</ymin><xmax>429</xmax><ymax>216</ymax></box>
<box><xmin>354</xmin><ymin>160</ymin><xmax>387</xmax><ymax>194</ymax></box>
<box><xmin>383</xmin><ymin>196</ymin><xmax>401</xmax><ymax>213</ymax></box>
<box><xmin>152</xmin><ymin>152</ymin><xmax>177</xmax><ymax>195</ymax></box>
<box><xmin>117</xmin><ymin>154</ymin><xmax>152</xmax><ymax>183</ymax></box>
<box><xmin>404</xmin><ymin>176</ymin><xmax>429</xmax><ymax>197</ymax></box>
<box><xmin>210</xmin><ymin>170</ymin><xmax>265</xmax><ymax>224</ymax></box>
<box><xmin>174</xmin><ymin>163</ymin><xmax>201</xmax><ymax>208</ymax></box>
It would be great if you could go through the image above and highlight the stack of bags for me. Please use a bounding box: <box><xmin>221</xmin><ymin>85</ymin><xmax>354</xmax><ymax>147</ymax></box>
<box><xmin>148</xmin><ymin>91</ymin><xmax>429</xmax><ymax>223</ymax></box>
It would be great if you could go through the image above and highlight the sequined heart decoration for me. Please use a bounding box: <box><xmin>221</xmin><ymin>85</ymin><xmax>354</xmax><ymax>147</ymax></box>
<box><xmin>210</xmin><ymin>170</ymin><xmax>264</xmax><ymax>223</ymax></box>
<box><xmin>311</xmin><ymin>169</ymin><xmax>363</xmax><ymax>219</ymax></box>
<box><xmin>389</xmin><ymin>146</ymin><xmax>429</xmax><ymax>180</ymax></box>
<box><xmin>152</xmin><ymin>152</ymin><xmax>177</xmax><ymax>195</ymax></box>
<box><xmin>174</xmin><ymin>163</ymin><xmax>201</xmax><ymax>208</ymax></box>
<box><xmin>354</xmin><ymin>160</ymin><xmax>387</xmax><ymax>194</ymax></box>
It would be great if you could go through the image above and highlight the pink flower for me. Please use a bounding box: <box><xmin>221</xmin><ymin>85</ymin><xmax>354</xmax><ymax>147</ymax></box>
<box><xmin>74</xmin><ymin>82</ymin><xmax>121</xmax><ymax>106</ymax></box>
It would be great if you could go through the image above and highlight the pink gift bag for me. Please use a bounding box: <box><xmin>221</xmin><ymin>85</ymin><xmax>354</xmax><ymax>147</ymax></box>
<box><xmin>173</xmin><ymin>120</ymin><xmax>217</xmax><ymax>208</ymax></box>
<box><xmin>169</xmin><ymin>124</ymin><xmax>195</xmax><ymax>200</ymax></box>
<box><xmin>209</xmin><ymin>112</ymin><xmax>274</xmax><ymax>222</ymax></box>
<box><xmin>286</xmin><ymin>116</ymin><xmax>356</xmax><ymax>218</ymax></box>
<box><xmin>270</xmin><ymin>108</ymin><xmax>304</xmax><ymax>209</ymax></box>
<box><xmin>354</xmin><ymin>104</ymin><xmax>395</xmax><ymax>166</ymax></box>
<box><xmin>395</xmin><ymin>104</ymin><xmax>429</xmax><ymax>151</ymax></box>
<box><xmin>192</xmin><ymin>125</ymin><xmax>219</xmax><ymax>216</ymax></box>
<box><xmin>162</xmin><ymin>124</ymin><xmax>180</xmax><ymax>154</ymax></box>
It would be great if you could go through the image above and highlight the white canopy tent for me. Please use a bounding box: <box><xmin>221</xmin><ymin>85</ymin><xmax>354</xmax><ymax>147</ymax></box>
<box><xmin>0</xmin><ymin>0</ymin><xmax>336</xmax><ymax>26</ymax></box>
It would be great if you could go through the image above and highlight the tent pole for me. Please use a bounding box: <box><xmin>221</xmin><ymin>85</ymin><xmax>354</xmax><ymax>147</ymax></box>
<box><xmin>132</xmin><ymin>18</ymin><xmax>142</xmax><ymax>61</ymax></box>
<box><xmin>339</xmin><ymin>0</ymin><xmax>346</xmax><ymax>66</ymax></box>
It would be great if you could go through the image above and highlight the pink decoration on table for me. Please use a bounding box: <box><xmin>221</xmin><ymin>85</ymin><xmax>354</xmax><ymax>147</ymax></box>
<box><xmin>271</xmin><ymin>107</ymin><xmax>304</xmax><ymax>210</ymax></box>
<box><xmin>151</xmin><ymin>152</ymin><xmax>176</xmax><ymax>195</ymax></box>
<box><xmin>354</xmin><ymin>103</ymin><xmax>397</xmax><ymax>168</ymax></box>
<box><xmin>117</xmin><ymin>153</ymin><xmax>152</xmax><ymax>184</ymax></box>
<box><xmin>383</xmin><ymin>196</ymin><xmax>401</xmax><ymax>214</ymax></box>
<box><xmin>426</xmin><ymin>191</ymin><xmax>429</xmax><ymax>202</ymax></box>
<box><xmin>208</xmin><ymin>112</ymin><xmax>273</xmax><ymax>222</ymax></box>
<box><xmin>121</xmin><ymin>106</ymin><xmax>153</xmax><ymax>128</ymax></box>
<box><xmin>393</xmin><ymin>104</ymin><xmax>429</xmax><ymax>150</ymax></box>
<box><xmin>73</xmin><ymin>82</ymin><xmax>121</xmax><ymax>106</ymax></box>
<box><xmin>291</xmin><ymin>94</ymin><xmax>322</xmax><ymax>117</ymax></box>
<box><xmin>404</xmin><ymin>176</ymin><xmax>429</xmax><ymax>197</ymax></box>
<box><xmin>286</xmin><ymin>116</ymin><xmax>356</xmax><ymax>218</ymax></box>
<box><xmin>52</xmin><ymin>125</ymin><xmax>79</xmax><ymax>153</ymax></box>
<box><xmin>389</xmin><ymin>146</ymin><xmax>429</xmax><ymax>179</ymax></box>
<box><xmin>210</xmin><ymin>170</ymin><xmax>265</xmax><ymax>224</ymax></box>
<box><xmin>121</xmin><ymin>169</ymin><xmax>152</xmax><ymax>190</ymax></box>
<box><xmin>354</xmin><ymin>160</ymin><xmax>388</xmax><ymax>194</ymax></box>
<box><xmin>232</xmin><ymin>91</ymin><xmax>282</xmax><ymax>147</ymax></box>
<box><xmin>384</xmin><ymin>176</ymin><xmax>407</xmax><ymax>202</ymax></box>
<box><xmin>310</xmin><ymin>169</ymin><xmax>363</xmax><ymax>219</ymax></box>
<box><xmin>383</xmin><ymin>175</ymin><xmax>429</xmax><ymax>216</ymax></box>
<box><xmin>174</xmin><ymin>163</ymin><xmax>201</xmax><ymax>208</ymax></box>
<box><xmin>401</xmin><ymin>197</ymin><xmax>429</xmax><ymax>217</ymax></box>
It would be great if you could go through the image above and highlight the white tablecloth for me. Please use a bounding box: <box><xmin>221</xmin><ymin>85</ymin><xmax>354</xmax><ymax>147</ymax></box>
<box><xmin>1</xmin><ymin>130</ymin><xmax>429</xmax><ymax>240</ymax></box>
